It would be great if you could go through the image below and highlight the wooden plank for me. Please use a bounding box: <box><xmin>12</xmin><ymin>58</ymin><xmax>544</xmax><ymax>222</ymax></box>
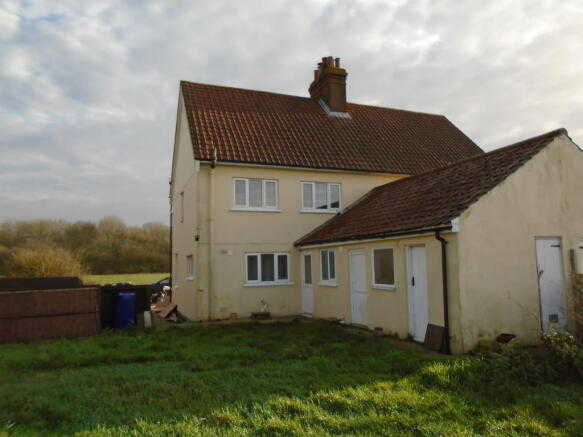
<box><xmin>424</xmin><ymin>323</ymin><xmax>444</xmax><ymax>351</ymax></box>
<box><xmin>0</xmin><ymin>288</ymin><xmax>99</xmax><ymax>319</ymax></box>
<box><xmin>0</xmin><ymin>313</ymin><xmax>100</xmax><ymax>343</ymax></box>
<box><xmin>0</xmin><ymin>277</ymin><xmax>83</xmax><ymax>291</ymax></box>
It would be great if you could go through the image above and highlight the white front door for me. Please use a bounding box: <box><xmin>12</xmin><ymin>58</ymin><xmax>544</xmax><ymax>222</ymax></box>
<box><xmin>535</xmin><ymin>238</ymin><xmax>567</xmax><ymax>332</ymax></box>
<box><xmin>301</xmin><ymin>253</ymin><xmax>313</xmax><ymax>315</ymax></box>
<box><xmin>407</xmin><ymin>246</ymin><xmax>428</xmax><ymax>342</ymax></box>
<box><xmin>349</xmin><ymin>250</ymin><xmax>367</xmax><ymax>326</ymax></box>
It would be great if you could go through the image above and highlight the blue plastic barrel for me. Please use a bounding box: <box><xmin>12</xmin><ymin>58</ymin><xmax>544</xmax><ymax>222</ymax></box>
<box><xmin>113</xmin><ymin>292</ymin><xmax>135</xmax><ymax>329</ymax></box>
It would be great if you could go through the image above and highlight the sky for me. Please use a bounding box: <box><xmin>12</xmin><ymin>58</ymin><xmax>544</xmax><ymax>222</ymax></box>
<box><xmin>1</xmin><ymin>0</ymin><xmax>582</xmax><ymax>225</ymax></box>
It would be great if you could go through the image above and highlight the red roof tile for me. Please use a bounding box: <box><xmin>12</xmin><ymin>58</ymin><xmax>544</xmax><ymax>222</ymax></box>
<box><xmin>180</xmin><ymin>81</ymin><xmax>483</xmax><ymax>174</ymax></box>
<box><xmin>295</xmin><ymin>129</ymin><xmax>567</xmax><ymax>246</ymax></box>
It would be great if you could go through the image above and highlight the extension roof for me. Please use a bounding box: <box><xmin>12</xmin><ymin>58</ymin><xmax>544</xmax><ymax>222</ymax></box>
<box><xmin>295</xmin><ymin>128</ymin><xmax>567</xmax><ymax>246</ymax></box>
<box><xmin>180</xmin><ymin>81</ymin><xmax>483</xmax><ymax>174</ymax></box>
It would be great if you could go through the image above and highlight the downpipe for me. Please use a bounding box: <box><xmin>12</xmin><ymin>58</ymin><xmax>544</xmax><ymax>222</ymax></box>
<box><xmin>435</xmin><ymin>231</ymin><xmax>451</xmax><ymax>354</ymax></box>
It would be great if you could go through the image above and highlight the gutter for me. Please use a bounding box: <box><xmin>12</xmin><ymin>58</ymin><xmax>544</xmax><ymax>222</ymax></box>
<box><xmin>295</xmin><ymin>225</ymin><xmax>452</xmax><ymax>248</ymax></box>
<box><xmin>435</xmin><ymin>231</ymin><xmax>450</xmax><ymax>354</ymax></box>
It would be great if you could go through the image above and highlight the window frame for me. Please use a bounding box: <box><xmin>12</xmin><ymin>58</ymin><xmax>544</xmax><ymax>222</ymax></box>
<box><xmin>232</xmin><ymin>178</ymin><xmax>279</xmax><ymax>211</ymax></box>
<box><xmin>186</xmin><ymin>254</ymin><xmax>193</xmax><ymax>280</ymax></box>
<box><xmin>244</xmin><ymin>252</ymin><xmax>292</xmax><ymax>286</ymax></box>
<box><xmin>371</xmin><ymin>247</ymin><xmax>395</xmax><ymax>290</ymax></box>
<box><xmin>320</xmin><ymin>249</ymin><xmax>337</xmax><ymax>285</ymax></box>
<box><xmin>300</xmin><ymin>182</ymin><xmax>341</xmax><ymax>213</ymax></box>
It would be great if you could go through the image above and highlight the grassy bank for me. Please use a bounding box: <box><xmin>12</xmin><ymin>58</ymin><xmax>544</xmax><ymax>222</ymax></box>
<box><xmin>83</xmin><ymin>272</ymin><xmax>168</xmax><ymax>285</ymax></box>
<box><xmin>0</xmin><ymin>321</ymin><xmax>581</xmax><ymax>436</ymax></box>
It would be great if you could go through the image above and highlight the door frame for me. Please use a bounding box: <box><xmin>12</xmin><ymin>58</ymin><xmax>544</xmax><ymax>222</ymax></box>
<box><xmin>534</xmin><ymin>237</ymin><xmax>567</xmax><ymax>332</ymax></box>
<box><xmin>349</xmin><ymin>249</ymin><xmax>367</xmax><ymax>327</ymax></box>
<box><xmin>301</xmin><ymin>252</ymin><xmax>313</xmax><ymax>316</ymax></box>
<box><xmin>406</xmin><ymin>245</ymin><xmax>428</xmax><ymax>342</ymax></box>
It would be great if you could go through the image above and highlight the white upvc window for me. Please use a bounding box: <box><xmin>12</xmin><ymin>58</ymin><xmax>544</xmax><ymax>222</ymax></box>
<box><xmin>245</xmin><ymin>252</ymin><xmax>291</xmax><ymax>285</ymax></box>
<box><xmin>320</xmin><ymin>249</ymin><xmax>336</xmax><ymax>285</ymax></box>
<box><xmin>186</xmin><ymin>255</ymin><xmax>193</xmax><ymax>280</ymax></box>
<box><xmin>578</xmin><ymin>238</ymin><xmax>583</xmax><ymax>274</ymax></box>
<box><xmin>233</xmin><ymin>178</ymin><xmax>279</xmax><ymax>211</ymax></box>
<box><xmin>301</xmin><ymin>182</ymin><xmax>341</xmax><ymax>212</ymax></box>
<box><xmin>372</xmin><ymin>247</ymin><xmax>395</xmax><ymax>289</ymax></box>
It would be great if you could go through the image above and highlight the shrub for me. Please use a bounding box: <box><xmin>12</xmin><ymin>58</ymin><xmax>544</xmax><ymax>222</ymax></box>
<box><xmin>4</xmin><ymin>242</ymin><xmax>89</xmax><ymax>278</ymax></box>
<box><xmin>480</xmin><ymin>331</ymin><xmax>583</xmax><ymax>384</ymax></box>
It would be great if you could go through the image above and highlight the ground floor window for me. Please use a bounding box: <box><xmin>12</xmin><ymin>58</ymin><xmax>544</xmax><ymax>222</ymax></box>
<box><xmin>245</xmin><ymin>253</ymin><xmax>290</xmax><ymax>285</ymax></box>
<box><xmin>372</xmin><ymin>247</ymin><xmax>394</xmax><ymax>289</ymax></box>
<box><xmin>320</xmin><ymin>249</ymin><xmax>336</xmax><ymax>283</ymax></box>
<box><xmin>186</xmin><ymin>255</ymin><xmax>193</xmax><ymax>280</ymax></box>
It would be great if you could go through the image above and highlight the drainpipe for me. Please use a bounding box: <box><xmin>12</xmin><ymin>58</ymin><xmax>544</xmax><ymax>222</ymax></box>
<box><xmin>208</xmin><ymin>148</ymin><xmax>217</xmax><ymax>320</ymax></box>
<box><xmin>169</xmin><ymin>187</ymin><xmax>173</xmax><ymax>302</ymax></box>
<box><xmin>435</xmin><ymin>231</ymin><xmax>451</xmax><ymax>354</ymax></box>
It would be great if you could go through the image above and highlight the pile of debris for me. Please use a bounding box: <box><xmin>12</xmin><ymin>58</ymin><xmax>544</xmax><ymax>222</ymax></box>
<box><xmin>150</xmin><ymin>286</ymin><xmax>187</xmax><ymax>323</ymax></box>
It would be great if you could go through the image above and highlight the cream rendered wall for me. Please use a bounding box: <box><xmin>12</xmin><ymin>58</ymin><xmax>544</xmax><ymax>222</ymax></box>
<box><xmin>205</xmin><ymin>165</ymin><xmax>402</xmax><ymax>320</ymax></box>
<box><xmin>170</xmin><ymin>94</ymin><xmax>200</xmax><ymax>319</ymax></box>
<box><xmin>457</xmin><ymin>136</ymin><xmax>583</xmax><ymax>351</ymax></box>
<box><xmin>300</xmin><ymin>233</ymin><xmax>461</xmax><ymax>350</ymax></box>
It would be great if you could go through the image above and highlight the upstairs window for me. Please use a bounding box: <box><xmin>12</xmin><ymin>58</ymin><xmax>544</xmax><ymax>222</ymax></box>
<box><xmin>245</xmin><ymin>253</ymin><xmax>290</xmax><ymax>285</ymax></box>
<box><xmin>233</xmin><ymin>178</ymin><xmax>278</xmax><ymax>211</ymax></box>
<box><xmin>301</xmin><ymin>182</ymin><xmax>341</xmax><ymax>212</ymax></box>
<box><xmin>372</xmin><ymin>248</ymin><xmax>395</xmax><ymax>289</ymax></box>
<box><xmin>320</xmin><ymin>249</ymin><xmax>336</xmax><ymax>283</ymax></box>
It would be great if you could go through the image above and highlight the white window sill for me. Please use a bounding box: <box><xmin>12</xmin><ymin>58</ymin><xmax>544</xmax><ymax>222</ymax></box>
<box><xmin>185</xmin><ymin>276</ymin><xmax>193</xmax><ymax>281</ymax></box>
<box><xmin>319</xmin><ymin>281</ymin><xmax>338</xmax><ymax>287</ymax></box>
<box><xmin>372</xmin><ymin>284</ymin><xmax>395</xmax><ymax>291</ymax></box>
<box><xmin>243</xmin><ymin>282</ymin><xmax>294</xmax><ymax>287</ymax></box>
<box><xmin>300</xmin><ymin>209</ymin><xmax>340</xmax><ymax>214</ymax></box>
<box><xmin>231</xmin><ymin>207</ymin><xmax>281</xmax><ymax>212</ymax></box>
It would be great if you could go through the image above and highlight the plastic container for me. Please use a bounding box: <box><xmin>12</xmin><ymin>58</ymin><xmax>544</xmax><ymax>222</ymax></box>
<box><xmin>113</xmin><ymin>291</ymin><xmax>135</xmax><ymax>329</ymax></box>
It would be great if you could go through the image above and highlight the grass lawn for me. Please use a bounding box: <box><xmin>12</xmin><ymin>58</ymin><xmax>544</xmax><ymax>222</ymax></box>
<box><xmin>83</xmin><ymin>273</ymin><xmax>168</xmax><ymax>285</ymax></box>
<box><xmin>0</xmin><ymin>322</ymin><xmax>581</xmax><ymax>436</ymax></box>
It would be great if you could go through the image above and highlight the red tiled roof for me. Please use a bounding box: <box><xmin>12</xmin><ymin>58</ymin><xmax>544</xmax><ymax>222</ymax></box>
<box><xmin>180</xmin><ymin>81</ymin><xmax>483</xmax><ymax>174</ymax></box>
<box><xmin>295</xmin><ymin>129</ymin><xmax>567</xmax><ymax>246</ymax></box>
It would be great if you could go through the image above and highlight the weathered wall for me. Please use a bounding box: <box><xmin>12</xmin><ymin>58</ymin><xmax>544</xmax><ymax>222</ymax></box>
<box><xmin>207</xmin><ymin>165</ymin><xmax>402</xmax><ymax>320</ymax></box>
<box><xmin>170</xmin><ymin>93</ymin><xmax>200</xmax><ymax>319</ymax></box>
<box><xmin>457</xmin><ymin>136</ymin><xmax>583</xmax><ymax>351</ymax></box>
<box><xmin>171</xmin><ymin>133</ymin><xmax>403</xmax><ymax>320</ymax></box>
<box><xmin>300</xmin><ymin>233</ymin><xmax>462</xmax><ymax>351</ymax></box>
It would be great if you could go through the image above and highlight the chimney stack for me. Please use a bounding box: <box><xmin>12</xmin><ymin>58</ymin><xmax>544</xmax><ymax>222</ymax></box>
<box><xmin>309</xmin><ymin>56</ymin><xmax>348</xmax><ymax>113</ymax></box>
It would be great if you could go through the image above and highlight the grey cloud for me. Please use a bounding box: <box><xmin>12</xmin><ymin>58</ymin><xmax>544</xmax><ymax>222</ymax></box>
<box><xmin>0</xmin><ymin>0</ymin><xmax>581</xmax><ymax>225</ymax></box>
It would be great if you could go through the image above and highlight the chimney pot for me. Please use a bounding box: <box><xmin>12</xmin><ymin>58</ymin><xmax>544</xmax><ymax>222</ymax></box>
<box><xmin>308</xmin><ymin>55</ymin><xmax>348</xmax><ymax>113</ymax></box>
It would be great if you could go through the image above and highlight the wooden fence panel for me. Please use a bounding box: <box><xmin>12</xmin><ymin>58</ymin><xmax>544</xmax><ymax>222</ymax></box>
<box><xmin>0</xmin><ymin>287</ymin><xmax>100</xmax><ymax>343</ymax></box>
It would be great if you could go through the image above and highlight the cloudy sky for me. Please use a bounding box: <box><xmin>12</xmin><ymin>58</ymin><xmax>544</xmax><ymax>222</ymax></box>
<box><xmin>1</xmin><ymin>0</ymin><xmax>582</xmax><ymax>225</ymax></box>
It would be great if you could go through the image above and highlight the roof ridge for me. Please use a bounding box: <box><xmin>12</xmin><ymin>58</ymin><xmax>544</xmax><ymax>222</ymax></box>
<box><xmin>180</xmin><ymin>80</ymin><xmax>310</xmax><ymax>100</ymax></box>
<box><xmin>181</xmin><ymin>80</ymin><xmax>454</xmax><ymax>119</ymax></box>
<box><xmin>371</xmin><ymin>128</ymin><xmax>567</xmax><ymax>192</ymax></box>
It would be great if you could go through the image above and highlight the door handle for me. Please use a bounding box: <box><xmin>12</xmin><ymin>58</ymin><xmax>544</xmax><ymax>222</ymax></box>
<box><xmin>538</xmin><ymin>269</ymin><xmax>544</xmax><ymax>279</ymax></box>
<box><xmin>411</xmin><ymin>276</ymin><xmax>415</xmax><ymax>287</ymax></box>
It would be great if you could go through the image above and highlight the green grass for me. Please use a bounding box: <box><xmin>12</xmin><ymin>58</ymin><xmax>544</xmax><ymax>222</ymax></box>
<box><xmin>83</xmin><ymin>273</ymin><xmax>168</xmax><ymax>285</ymax></box>
<box><xmin>0</xmin><ymin>322</ymin><xmax>581</xmax><ymax>436</ymax></box>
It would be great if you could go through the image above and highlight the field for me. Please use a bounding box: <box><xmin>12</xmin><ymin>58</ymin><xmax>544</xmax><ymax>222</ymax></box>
<box><xmin>83</xmin><ymin>273</ymin><xmax>168</xmax><ymax>285</ymax></box>
<box><xmin>0</xmin><ymin>321</ymin><xmax>581</xmax><ymax>436</ymax></box>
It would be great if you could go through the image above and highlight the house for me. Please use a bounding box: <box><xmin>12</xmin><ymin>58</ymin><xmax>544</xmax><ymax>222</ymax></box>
<box><xmin>295</xmin><ymin>128</ymin><xmax>583</xmax><ymax>353</ymax></box>
<box><xmin>170</xmin><ymin>56</ymin><xmax>583</xmax><ymax>353</ymax></box>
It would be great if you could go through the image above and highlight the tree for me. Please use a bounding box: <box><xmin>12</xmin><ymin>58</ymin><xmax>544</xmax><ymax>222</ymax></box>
<box><xmin>4</xmin><ymin>242</ymin><xmax>89</xmax><ymax>278</ymax></box>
